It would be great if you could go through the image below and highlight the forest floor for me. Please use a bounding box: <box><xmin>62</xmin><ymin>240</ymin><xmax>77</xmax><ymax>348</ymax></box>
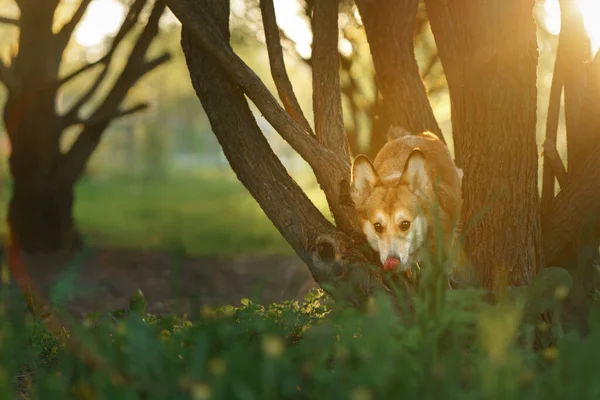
<box><xmin>0</xmin><ymin>173</ymin><xmax>324</xmax><ymax>317</ymax></box>
<box><xmin>22</xmin><ymin>247</ymin><xmax>317</xmax><ymax>318</ymax></box>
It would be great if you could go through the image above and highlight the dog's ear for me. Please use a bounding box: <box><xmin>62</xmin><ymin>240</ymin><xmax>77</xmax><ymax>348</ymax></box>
<box><xmin>351</xmin><ymin>155</ymin><xmax>378</xmax><ymax>205</ymax></box>
<box><xmin>401</xmin><ymin>149</ymin><xmax>430</xmax><ymax>193</ymax></box>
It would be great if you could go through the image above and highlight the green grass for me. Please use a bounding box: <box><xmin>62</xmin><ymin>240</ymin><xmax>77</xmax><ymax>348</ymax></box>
<box><xmin>5</xmin><ymin>258</ymin><xmax>600</xmax><ymax>399</ymax></box>
<box><xmin>0</xmin><ymin>170</ymin><xmax>330</xmax><ymax>257</ymax></box>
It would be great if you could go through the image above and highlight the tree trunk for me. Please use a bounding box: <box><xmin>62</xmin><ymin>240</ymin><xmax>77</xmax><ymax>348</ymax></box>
<box><xmin>425</xmin><ymin>0</ymin><xmax>543</xmax><ymax>289</ymax></box>
<box><xmin>0</xmin><ymin>0</ymin><xmax>168</xmax><ymax>253</ymax></box>
<box><xmin>365</xmin><ymin>98</ymin><xmax>391</xmax><ymax>160</ymax></box>
<box><xmin>356</xmin><ymin>0</ymin><xmax>444</xmax><ymax>143</ymax></box>
<box><xmin>8</xmin><ymin>179</ymin><xmax>81</xmax><ymax>253</ymax></box>
<box><xmin>176</xmin><ymin>0</ymin><xmax>387</xmax><ymax>305</ymax></box>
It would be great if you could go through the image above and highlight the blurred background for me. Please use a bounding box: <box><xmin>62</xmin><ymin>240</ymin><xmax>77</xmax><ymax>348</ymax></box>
<box><xmin>0</xmin><ymin>0</ymin><xmax>597</xmax><ymax>261</ymax></box>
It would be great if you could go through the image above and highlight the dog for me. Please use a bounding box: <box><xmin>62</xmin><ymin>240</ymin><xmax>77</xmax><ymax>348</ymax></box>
<box><xmin>350</xmin><ymin>129</ymin><xmax>463</xmax><ymax>274</ymax></box>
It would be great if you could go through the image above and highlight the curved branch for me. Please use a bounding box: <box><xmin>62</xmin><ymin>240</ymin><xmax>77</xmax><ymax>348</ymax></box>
<box><xmin>165</xmin><ymin>0</ymin><xmax>360</xmax><ymax>234</ymax></box>
<box><xmin>356</xmin><ymin>0</ymin><xmax>444</xmax><ymax>143</ymax></box>
<box><xmin>559</xmin><ymin>0</ymin><xmax>592</xmax><ymax>175</ymax></box>
<box><xmin>0</xmin><ymin>60</ymin><xmax>18</xmax><ymax>90</ymax></box>
<box><xmin>339</xmin><ymin>54</ymin><xmax>362</xmax><ymax>157</ymax></box>
<box><xmin>60</xmin><ymin>0</ymin><xmax>149</xmax><ymax>124</ymax></box>
<box><xmin>86</xmin><ymin>102</ymin><xmax>149</xmax><ymax>127</ymax></box>
<box><xmin>0</xmin><ymin>16</ymin><xmax>19</xmax><ymax>26</ymax></box>
<box><xmin>259</xmin><ymin>0</ymin><xmax>313</xmax><ymax>135</ymax></box>
<box><xmin>541</xmin><ymin>44</ymin><xmax>565</xmax><ymax>210</ymax></box>
<box><xmin>177</xmin><ymin>0</ymin><xmax>385</xmax><ymax>303</ymax></box>
<box><xmin>164</xmin><ymin>0</ymin><xmax>338</xmax><ymax>169</ymax></box>
<box><xmin>542</xmin><ymin>53</ymin><xmax>600</xmax><ymax>266</ymax></box>
<box><xmin>421</xmin><ymin>50</ymin><xmax>440</xmax><ymax>80</ymax></box>
<box><xmin>57</xmin><ymin>0</ymin><xmax>93</xmax><ymax>49</ymax></box>
<box><xmin>58</xmin><ymin>2</ymin><xmax>170</xmax><ymax>184</ymax></box>
<box><xmin>60</xmin><ymin>65</ymin><xmax>110</xmax><ymax>128</ymax></box>
<box><xmin>86</xmin><ymin>2</ymin><xmax>168</xmax><ymax>122</ymax></box>
<box><xmin>543</xmin><ymin>139</ymin><xmax>567</xmax><ymax>187</ymax></box>
<box><xmin>141</xmin><ymin>52</ymin><xmax>171</xmax><ymax>73</ymax></box>
<box><xmin>311</xmin><ymin>0</ymin><xmax>348</xmax><ymax>158</ymax></box>
<box><xmin>309</xmin><ymin>0</ymin><xmax>355</xmax><ymax>230</ymax></box>
<box><xmin>58</xmin><ymin>57</ymin><xmax>106</xmax><ymax>87</ymax></box>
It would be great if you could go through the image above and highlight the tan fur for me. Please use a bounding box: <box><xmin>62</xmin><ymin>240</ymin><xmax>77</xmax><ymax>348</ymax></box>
<box><xmin>350</xmin><ymin>131</ymin><xmax>463</xmax><ymax>269</ymax></box>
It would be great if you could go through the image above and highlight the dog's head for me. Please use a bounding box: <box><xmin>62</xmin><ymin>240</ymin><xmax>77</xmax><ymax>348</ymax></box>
<box><xmin>350</xmin><ymin>149</ymin><xmax>432</xmax><ymax>272</ymax></box>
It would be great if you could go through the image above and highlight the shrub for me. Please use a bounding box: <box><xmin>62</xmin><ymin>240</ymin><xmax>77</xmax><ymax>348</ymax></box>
<box><xmin>3</xmin><ymin>260</ymin><xmax>600</xmax><ymax>399</ymax></box>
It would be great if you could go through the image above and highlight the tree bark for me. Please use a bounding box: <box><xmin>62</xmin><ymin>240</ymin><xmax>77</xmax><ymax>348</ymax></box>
<box><xmin>1</xmin><ymin>0</ymin><xmax>168</xmax><ymax>252</ymax></box>
<box><xmin>312</xmin><ymin>0</ymin><xmax>347</xmax><ymax>158</ymax></box>
<box><xmin>542</xmin><ymin>54</ymin><xmax>600</xmax><ymax>270</ymax></box>
<box><xmin>177</xmin><ymin>0</ymin><xmax>387</xmax><ymax>305</ymax></box>
<box><xmin>3</xmin><ymin>0</ymin><xmax>69</xmax><ymax>251</ymax></box>
<box><xmin>558</xmin><ymin>0</ymin><xmax>591</xmax><ymax>175</ymax></box>
<box><xmin>165</xmin><ymin>0</ymin><xmax>361</xmax><ymax>235</ymax></box>
<box><xmin>356</xmin><ymin>0</ymin><xmax>444</xmax><ymax>143</ymax></box>
<box><xmin>8</xmin><ymin>181</ymin><xmax>81</xmax><ymax>253</ymax></box>
<box><xmin>425</xmin><ymin>0</ymin><xmax>543</xmax><ymax>288</ymax></box>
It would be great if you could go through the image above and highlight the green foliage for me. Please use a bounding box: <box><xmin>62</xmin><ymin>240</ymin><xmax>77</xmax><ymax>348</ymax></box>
<box><xmin>0</xmin><ymin>173</ymin><xmax>328</xmax><ymax>256</ymax></box>
<box><xmin>5</xmin><ymin>262</ymin><xmax>600</xmax><ymax>399</ymax></box>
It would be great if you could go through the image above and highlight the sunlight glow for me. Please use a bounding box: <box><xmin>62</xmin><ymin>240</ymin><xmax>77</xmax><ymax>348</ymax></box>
<box><xmin>543</xmin><ymin>0</ymin><xmax>561</xmax><ymax>35</ymax></box>
<box><xmin>74</xmin><ymin>0</ymin><xmax>126</xmax><ymax>47</ymax></box>
<box><xmin>273</xmin><ymin>0</ymin><xmax>312</xmax><ymax>58</ymax></box>
<box><xmin>579</xmin><ymin>0</ymin><xmax>600</xmax><ymax>53</ymax></box>
<box><xmin>272</xmin><ymin>0</ymin><xmax>362</xmax><ymax>59</ymax></box>
<box><xmin>544</xmin><ymin>0</ymin><xmax>600</xmax><ymax>54</ymax></box>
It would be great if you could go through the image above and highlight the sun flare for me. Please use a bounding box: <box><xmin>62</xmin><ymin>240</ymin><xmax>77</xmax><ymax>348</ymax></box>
<box><xmin>74</xmin><ymin>0</ymin><xmax>599</xmax><ymax>57</ymax></box>
<box><xmin>544</xmin><ymin>0</ymin><xmax>600</xmax><ymax>53</ymax></box>
<box><xmin>74</xmin><ymin>0</ymin><xmax>126</xmax><ymax>48</ymax></box>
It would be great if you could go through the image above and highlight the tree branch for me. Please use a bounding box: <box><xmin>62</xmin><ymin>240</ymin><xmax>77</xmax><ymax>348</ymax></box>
<box><xmin>140</xmin><ymin>52</ymin><xmax>171</xmax><ymax>74</ymax></box>
<box><xmin>339</xmin><ymin>55</ymin><xmax>362</xmax><ymax>157</ymax></box>
<box><xmin>356</xmin><ymin>0</ymin><xmax>444</xmax><ymax>143</ymax></box>
<box><xmin>58</xmin><ymin>1</ymin><xmax>169</xmax><ymax>184</ymax></box>
<box><xmin>559</xmin><ymin>0</ymin><xmax>591</xmax><ymax>174</ymax></box>
<box><xmin>278</xmin><ymin>26</ymin><xmax>312</xmax><ymax>66</ymax></box>
<box><xmin>542</xmin><ymin>52</ymin><xmax>600</xmax><ymax>266</ymax></box>
<box><xmin>541</xmin><ymin>6</ymin><xmax>600</xmax><ymax>272</ymax></box>
<box><xmin>0</xmin><ymin>60</ymin><xmax>18</xmax><ymax>90</ymax></box>
<box><xmin>164</xmin><ymin>0</ymin><xmax>334</xmax><ymax>166</ymax></box>
<box><xmin>422</xmin><ymin>0</ymin><xmax>461</xmax><ymax>86</ymax></box>
<box><xmin>86</xmin><ymin>102</ymin><xmax>148</xmax><ymax>127</ymax></box>
<box><xmin>311</xmin><ymin>0</ymin><xmax>348</xmax><ymax>159</ymax></box>
<box><xmin>543</xmin><ymin>139</ymin><xmax>567</xmax><ymax>187</ymax></box>
<box><xmin>421</xmin><ymin>50</ymin><xmax>440</xmax><ymax>81</ymax></box>
<box><xmin>0</xmin><ymin>16</ymin><xmax>19</xmax><ymax>26</ymax></box>
<box><xmin>310</xmin><ymin>0</ymin><xmax>355</xmax><ymax>232</ymax></box>
<box><xmin>60</xmin><ymin>0</ymin><xmax>149</xmax><ymax>126</ymax></box>
<box><xmin>57</xmin><ymin>0</ymin><xmax>93</xmax><ymax>49</ymax></box>
<box><xmin>259</xmin><ymin>0</ymin><xmax>313</xmax><ymax>135</ymax></box>
<box><xmin>60</xmin><ymin>65</ymin><xmax>110</xmax><ymax>128</ymax></box>
<box><xmin>165</xmin><ymin>0</ymin><xmax>361</xmax><ymax>234</ymax></box>
<box><xmin>176</xmin><ymin>0</ymin><xmax>386</xmax><ymax>305</ymax></box>
<box><xmin>86</xmin><ymin>1</ymin><xmax>167</xmax><ymax>119</ymax></box>
<box><xmin>541</xmin><ymin>44</ymin><xmax>565</xmax><ymax>210</ymax></box>
<box><xmin>425</xmin><ymin>0</ymin><xmax>544</xmax><ymax>285</ymax></box>
<box><xmin>542</xmin><ymin>149</ymin><xmax>600</xmax><ymax>266</ymax></box>
<box><xmin>58</xmin><ymin>57</ymin><xmax>106</xmax><ymax>87</ymax></box>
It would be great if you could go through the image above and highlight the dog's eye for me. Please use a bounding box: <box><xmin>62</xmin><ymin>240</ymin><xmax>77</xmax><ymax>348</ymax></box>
<box><xmin>373</xmin><ymin>222</ymin><xmax>384</xmax><ymax>233</ymax></box>
<box><xmin>400</xmin><ymin>221</ymin><xmax>411</xmax><ymax>231</ymax></box>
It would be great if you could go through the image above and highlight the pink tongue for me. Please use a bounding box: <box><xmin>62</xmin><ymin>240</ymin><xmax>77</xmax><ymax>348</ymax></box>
<box><xmin>383</xmin><ymin>257</ymin><xmax>400</xmax><ymax>271</ymax></box>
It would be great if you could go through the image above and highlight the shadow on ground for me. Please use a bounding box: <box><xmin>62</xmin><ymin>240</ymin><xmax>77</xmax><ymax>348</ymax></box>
<box><xmin>15</xmin><ymin>248</ymin><xmax>318</xmax><ymax>318</ymax></box>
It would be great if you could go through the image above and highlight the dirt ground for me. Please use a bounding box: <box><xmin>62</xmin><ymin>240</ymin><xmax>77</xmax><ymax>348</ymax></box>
<box><xmin>14</xmin><ymin>248</ymin><xmax>318</xmax><ymax>318</ymax></box>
